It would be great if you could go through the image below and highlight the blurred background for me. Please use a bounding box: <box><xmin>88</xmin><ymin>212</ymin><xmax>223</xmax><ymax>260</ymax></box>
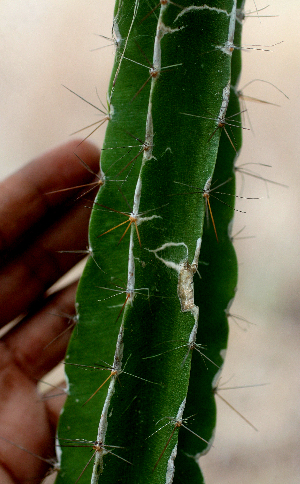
<box><xmin>0</xmin><ymin>1</ymin><xmax>299</xmax><ymax>483</ymax></box>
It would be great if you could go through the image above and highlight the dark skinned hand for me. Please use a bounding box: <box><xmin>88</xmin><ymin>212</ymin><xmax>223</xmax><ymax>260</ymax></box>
<box><xmin>0</xmin><ymin>140</ymin><xmax>100</xmax><ymax>483</ymax></box>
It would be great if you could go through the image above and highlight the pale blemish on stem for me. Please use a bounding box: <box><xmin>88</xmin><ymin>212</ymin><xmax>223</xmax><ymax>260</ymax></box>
<box><xmin>176</xmin><ymin>397</ymin><xmax>186</xmax><ymax>421</ymax></box>
<box><xmin>175</xmin><ymin>5</ymin><xmax>231</xmax><ymax>21</ymax></box>
<box><xmin>112</xmin><ymin>19</ymin><xmax>122</xmax><ymax>48</ymax></box>
<box><xmin>91</xmin><ymin>324</ymin><xmax>124</xmax><ymax>483</ymax></box>
<box><xmin>110</xmin><ymin>0</ymin><xmax>140</xmax><ymax>97</ymax></box>
<box><xmin>217</xmin><ymin>80</ymin><xmax>231</xmax><ymax>126</ymax></box>
<box><xmin>164</xmin><ymin>398</ymin><xmax>186</xmax><ymax>482</ymax></box>
<box><xmin>165</xmin><ymin>444</ymin><xmax>178</xmax><ymax>484</ymax></box>
<box><xmin>215</xmin><ymin>0</ymin><xmax>238</xmax><ymax>54</ymax></box>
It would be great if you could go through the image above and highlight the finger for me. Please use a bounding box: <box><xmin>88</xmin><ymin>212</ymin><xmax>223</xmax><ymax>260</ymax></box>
<box><xmin>0</xmin><ymin>283</ymin><xmax>78</xmax><ymax>482</ymax></box>
<box><xmin>0</xmin><ymin>139</ymin><xmax>100</xmax><ymax>254</ymax></box>
<box><xmin>0</xmin><ymin>342</ymin><xmax>55</xmax><ymax>483</ymax></box>
<box><xmin>42</xmin><ymin>381</ymin><xmax>67</xmax><ymax>430</ymax></box>
<box><xmin>3</xmin><ymin>282</ymin><xmax>78</xmax><ymax>381</ymax></box>
<box><xmin>0</xmin><ymin>182</ymin><xmax>96</xmax><ymax>326</ymax></box>
<box><xmin>0</xmin><ymin>466</ymin><xmax>15</xmax><ymax>484</ymax></box>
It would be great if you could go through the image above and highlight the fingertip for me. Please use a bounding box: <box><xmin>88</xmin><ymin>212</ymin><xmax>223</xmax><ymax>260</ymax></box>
<box><xmin>0</xmin><ymin>140</ymin><xmax>101</xmax><ymax>253</ymax></box>
<box><xmin>63</xmin><ymin>138</ymin><xmax>101</xmax><ymax>174</ymax></box>
<box><xmin>41</xmin><ymin>139</ymin><xmax>101</xmax><ymax>188</ymax></box>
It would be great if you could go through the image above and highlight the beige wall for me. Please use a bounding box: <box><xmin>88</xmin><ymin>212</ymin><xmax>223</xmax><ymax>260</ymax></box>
<box><xmin>1</xmin><ymin>1</ymin><xmax>299</xmax><ymax>483</ymax></box>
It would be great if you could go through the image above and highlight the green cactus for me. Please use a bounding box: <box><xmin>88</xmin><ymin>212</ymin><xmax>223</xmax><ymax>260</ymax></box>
<box><xmin>55</xmin><ymin>1</ymin><xmax>245</xmax><ymax>482</ymax></box>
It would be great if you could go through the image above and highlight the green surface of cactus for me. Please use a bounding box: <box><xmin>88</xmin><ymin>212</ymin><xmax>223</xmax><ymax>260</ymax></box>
<box><xmin>55</xmin><ymin>1</ymin><xmax>244</xmax><ymax>482</ymax></box>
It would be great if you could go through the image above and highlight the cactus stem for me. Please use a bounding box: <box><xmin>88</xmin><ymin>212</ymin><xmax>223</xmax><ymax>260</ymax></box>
<box><xmin>75</xmin><ymin>450</ymin><xmax>96</xmax><ymax>483</ymax></box>
<box><xmin>82</xmin><ymin>325</ymin><xmax>125</xmax><ymax>484</ymax></box>
<box><xmin>115</xmin><ymin>293</ymin><xmax>131</xmax><ymax>322</ymax></box>
<box><xmin>124</xmin><ymin>45</ymin><xmax>182</xmax><ymax>102</ymax></box>
<box><xmin>175</xmin><ymin>5</ymin><xmax>231</xmax><ymax>20</ymax></box>
<box><xmin>153</xmin><ymin>425</ymin><xmax>179</xmax><ymax>473</ymax></box>
<box><xmin>130</xmin><ymin>62</ymin><xmax>182</xmax><ymax>102</ymax></box>
<box><xmin>56</xmin><ymin>0</ymin><xmax>246</xmax><ymax>481</ymax></box>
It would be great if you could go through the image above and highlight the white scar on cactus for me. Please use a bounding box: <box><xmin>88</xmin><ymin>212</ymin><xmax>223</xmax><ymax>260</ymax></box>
<box><xmin>166</xmin><ymin>444</ymin><xmax>178</xmax><ymax>484</ymax></box>
<box><xmin>126</xmin><ymin>207</ymin><xmax>161</xmax><ymax>306</ymax></box>
<box><xmin>112</xmin><ymin>20</ymin><xmax>122</xmax><ymax>48</ymax></box>
<box><xmin>175</xmin><ymin>4</ymin><xmax>231</xmax><ymax>21</ymax></box>
<box><xmin>176</xmin><ymin>397</ymin><xmax>186</xmax><ymax>422</ymax></box>
<box><xmin>126</xmin><ymin>113</ymin><xmax>157</xmax><ymax>306</ymax></box>
<box><xmin>153</xmin><ymin>3</ymin><xmax>181</xmax><ymax>75</ymax></box>
<box><xmin>145</xmin><ymin>1</ymin><xmax>181</xmax><ymax>93</ymax></box>
<box><xmin>110</xmin><ymin>0</ymin><xmax>140</xmax><ymax>97</ymax></box>
<box><xmin>151</xmin><ymin>397</ymin><xmax>186</xmax><ymax>476</ymax></box>
<box><xmin>215</xmin><ymin>0</ymin><xmax>238</xmax><ymax>55</ymax></box>
<box><xmin>91</xmin><ymin>324</ymin><xmax>124</xmax><ymax>484</ymax></box>
<box><xmin>217</xmin><ymin>80</ymin><xmax>231</xmax><ymax>128</ymax></box>
<box><xmin>154</xmin><ymin>397</ymin><xmax>210</xmax><ymax>478</ymax></box>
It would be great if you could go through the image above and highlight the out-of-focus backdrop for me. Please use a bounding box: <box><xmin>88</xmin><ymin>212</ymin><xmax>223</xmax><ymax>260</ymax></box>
<box><xmin>1</xmin><ymin>1</ymin><xmax>299</xmax><ymax>483</ymax></box>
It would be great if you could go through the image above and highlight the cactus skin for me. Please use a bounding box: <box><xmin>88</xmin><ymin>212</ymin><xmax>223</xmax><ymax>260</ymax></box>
<box><xmin>55</xmin><ymin>1</ymin><xmax>243</xmax><ymax>483</ymax></box>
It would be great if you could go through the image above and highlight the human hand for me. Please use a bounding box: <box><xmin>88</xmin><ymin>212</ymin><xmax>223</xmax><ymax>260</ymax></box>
<box><xmin>0</xmin><ymin>140</ymin><xmax>100</xmax><ymax>483</ymax></box>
